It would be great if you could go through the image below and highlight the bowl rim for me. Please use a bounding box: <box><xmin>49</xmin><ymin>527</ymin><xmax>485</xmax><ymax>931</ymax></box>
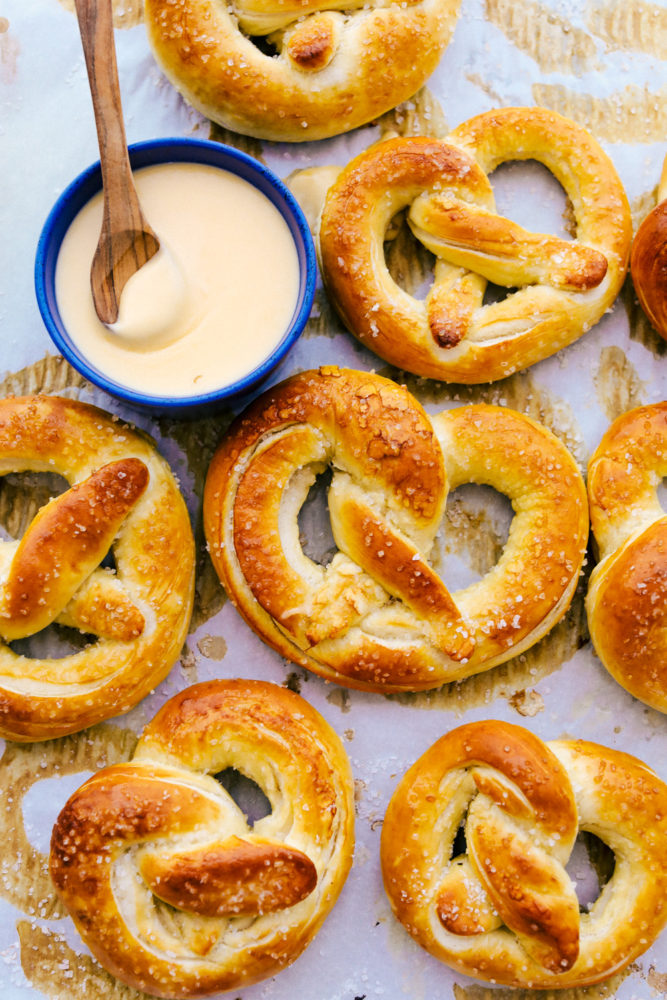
<box><xmin>34</xmin><ymin>136</ymin><xmax>317</xmax><ymax>410</ymax></box>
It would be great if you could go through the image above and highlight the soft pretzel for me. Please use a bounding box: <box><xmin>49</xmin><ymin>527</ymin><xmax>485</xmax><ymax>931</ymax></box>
<box><xmin>144</xmin><ymin>0</ymin><xmax>460</xmax><ymax>142</ymax></box>
<box><xmin>50</xmin><ymin>679</ymin><xmax>354</xmax><ymax>998</ymax></box>
<box><xmin>203</xmin><ymin>367</ymin><xmax>588</xmax><ymax>692</ymax></box>
<box><xmin>586</xmin><ymin>402</ymin><xmax>667</xmax><ymax>711</ymax></box>
<box><xmin>0</xmin><ymin>395</ymin><xmax>195</xmax><ymax>741</ymax></box>
<box><xmin>630</xmin><ymin>152</ymin><xmax>667</xmax><ymax>340</ymax></box>
<box><xmin>381</xmin><ymin>719</ymin><xmax>667</xmax><ymax>988</ymax></box>
<box><xmin>318</xmin><ymin>107</ymin><xmax>632</xmax><ymax>382</ymax></box>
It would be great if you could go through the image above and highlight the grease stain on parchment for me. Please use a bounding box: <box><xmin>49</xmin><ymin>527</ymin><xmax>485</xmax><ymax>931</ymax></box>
<box><xmin>581</xmin><ymin>830</ymin><xmax>615</xmax><ymax>890</ymax></box>
<box><xmin>507</xmin><ymin>688</ymin><xmax>545</xmax><ymax>717</ymax></box>
<box><xmin>593</xmin><ymin>345</ymin><xmax>646</xmax><ymax>423</ymax></box>
<box><xmin>647</xmin><ymin>965</ymin><xmax>667</xmax><ymax>994</ymax></box>
<box><xmin>301</xmin><ymin>286</ymin><xmax>348</xmax><ymax>341</ymax></box>
<box><xmin>0</xmin><ymin>355</ymin><xmax>89</xmax><ymax>399</ymax></box>
<box><xmin>0</xmin><ymin>16</ymin><xmax>20</xmax><ymax>85</ymax></box>
<box><xmin>18</xmin><ymin>921</ymin><xmax>152</xmax><ymax>1000</ymax></box>
<box><xmin>157</xmin><ymin>411</ymin><xmax>234</xmax><ymax>631</ymax></box>
<box><xmin>587</xmin><ymin>1</ymin><xmax>667</xmax><ymax>59</ymax></box>
<box><xmin>376</xmin><ymin>87</ymin><xmax>449</xmax><ymax>141</ymax></box>
<box><xmin>327</xmin><ymin>687</ymin><xmax>351</xmax><ymax>713</ymax></box>
<box><xmin>465</xmin><ymin>73</ymin><xmax>505</xmax><ymax>108</ymax></box>
<box><xmin>284</xmin><ymin>670</ymin><xmax>310</xmax><ymax>694</ymax></box>
<box><xmin>452</xmin><ymin>967</ymin><xmax>631</xmax><ymax>1000</ymax></box>
<box><xmin>485</xmin><ymin>0</ymin><xmax>598</xmax><ymax>73</ymax></box>
<box><xmin>385</xmin><ymin>213</ymin><xmax>436</xmax><ymax>301</ymax></box>
<box><xmin>433</xmin><ymin>496</ymin><xmax>505</xmax><ymax>582</ymax></box>
<box><xmin>208</xmin><ymin>121</ymin><xmax>265</xmax><ymax>163</ymax></box>
<box><xmin>0</xmin><ymin>471</ymin><xmax>69</xmax><ymax>542</ymax></box>
<box><xmin>179</xmin><ymin>644</ymin><xmax>199</xmax><ymax>685</ymax></box>
<box><xmin>631</xmin><ymin>187</ymin><xmax>662</xmax><ymax>233</ymax></box>
<box><xmin>532</xmin><ymin>83</ymin><xmax>667</xmax><ymax>143</ymax></box>
<box><xmin>0</xmin><ymin>724</ymin><xmax>136</xmax><ymax>920</ymax></box>
<box><xmin>196</xmin><ymin>634</ymin><xmax>227</xmax><ymax>661</ymax></box>
<box><xmin>624</xmin><ymin>275</ymin><xmax>667</xmax><ymax>357</ymax></box>
<box><xmin>56</xmin><ymin>0</ymin><xmax>144</xmax><ymax>29</ymax></box>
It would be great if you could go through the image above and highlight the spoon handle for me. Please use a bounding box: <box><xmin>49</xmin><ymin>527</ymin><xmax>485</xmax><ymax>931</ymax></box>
<box><xmin>74</xmin><ymin>0</ymin><xmax>159</xmax><ymax>323</ymax></box>
<box><xmin>75</xmin><ymin>0</ymin><xmax>140</xmax><ymax>235</ymax></box>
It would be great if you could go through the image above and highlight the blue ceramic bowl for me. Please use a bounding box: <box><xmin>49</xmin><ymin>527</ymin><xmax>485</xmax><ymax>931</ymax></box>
<box><xmin>35</xmin><ymin>138</ymin><xmax>316</xmax><ymax>414</ymax></box>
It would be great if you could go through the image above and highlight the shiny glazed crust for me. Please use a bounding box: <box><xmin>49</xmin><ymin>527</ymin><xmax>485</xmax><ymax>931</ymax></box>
<box><xmin>50</xmin><ymin>679</ymin><xmax>355</xmax><ymax>998</ymax></box>
<box><xmin>318</xmin><ymin>107</ymin><xmax>632</xmax><ymax>382</ymax></box>
<box><xmin>203</xmin><ymin>367</ymin><xmax>588</xmax><ymax>692</ymax></box>
<box><xmin>586</xmin><ymin>402</ymin><xmax>667</xmax><ymax>711</ymax></box>
<box><xmin>0</xmin><ymin>395</ymin><xmax>195</xmax><ymax>740</ymax></box>
<box><xmin>630</xmin><ymin>155</ymin><xmax>667</xmax><ymax>340</ymax></box>
<box><xmin>381</xmin><ymin>720</ymin><xmax>667</xmax><ymax>988</ymax></box>
<box><xmin>144</xmin><ymin>0</ymin><xmax>460</xmax><ymax>142</ymax></box>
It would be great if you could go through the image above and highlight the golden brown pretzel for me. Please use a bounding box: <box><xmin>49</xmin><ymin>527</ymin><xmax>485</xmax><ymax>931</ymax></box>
<box><xmin>586</xmin><ymin>402</ymin><xmax>667</xmax><ymax>711</ymax></box>
<box><xmin>381</xmin><ymin>719</ymin><xmax>667</xmax><ymax>988</ymax></box>
<box><xmin>50</xmin><ymin>679</ymin><xmax>354</xmax><ymax>998</ymax></box>
<box><xmin>630</xmin><ymin>152</ymin><xmax>667</xmax><ymax>340</ymax></box>
<box><xmin>144</xmin><ymin>0</ymin><xmax>460</xmax><ymax>142</ymax></box>
<box><xmin>319</xmin><ymin>108</ymin><xmax>632</xmax><ymax>382</ymax></box>
<box><xmin>0</xmin><ymin>395</ymin><xmax>195</xmax><ymax>741</ymax></box>
<box><xmin>203</xmin><ymin>367</ymin><xmax>588</xmax><ymax>692</ymax></box>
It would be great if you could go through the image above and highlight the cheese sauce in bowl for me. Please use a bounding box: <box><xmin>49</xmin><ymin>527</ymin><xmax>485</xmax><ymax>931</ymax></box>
<box><xmin>35</xmin><ymin>139</ymin><xmax>316</xmax><ymax>414</ymax></box>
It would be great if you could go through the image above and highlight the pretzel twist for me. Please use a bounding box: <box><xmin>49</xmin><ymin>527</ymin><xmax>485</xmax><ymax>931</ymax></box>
<box><xmin>50</xmin><ymin>679</ymin><xmax>354</xmax><ymax>998</ymax></box>
<box><xmin>0</xmin><ymin>396</ymin><xmax>195</xmax><ymax>740</ymax></box>
<box><xmin>144</xmin><ymin>0</ymin><xmax>460</xmax><ymax>142</ymax></box>
<box><xmin>318</xmin><ymin>107</ymin><xmax>632</xmax><ymax>382</ymax></box>
<box><xmin>381</xmin><ymin>720</ymin><xmax>667</xmax><ymax>988</ymax></box>
<box><xmin>586</xmin><ymin>402</ymin><xmax>667</xmax><ymax>711</ymax></box>
<box><xmin>203</xmin><ymin>367</ymin><xmax>587</xmax><ymax>692</ymax></box>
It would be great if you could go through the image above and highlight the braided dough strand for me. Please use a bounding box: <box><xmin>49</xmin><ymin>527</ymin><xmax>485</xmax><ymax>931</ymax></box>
<box><xmin>381</xmin><ymin>720</ymin><xmax>667</xmax><ymax>988</ymax></box>
<box><xmin>204</xmin><ymin>368</ymin><xmax>587</xmax><ymax>691</ymax></box>
<box><xmin>50</xmin><ymin>679</ymin><xmax>354</xmax><ymax>998</ymax></box>
<box><xmin>319</xmin><ymin>107</ymin><xmax>632</xmax><ymax>382</ymax></box>
<box><xmin>0</xmin><ymin>396</ymin><xmax>195</xmax><ymax>740</ymax></box>
<box><xmin>586</xmin><ymin>402</ymin><xmax>667</xmax><ymax>711</ymax></box>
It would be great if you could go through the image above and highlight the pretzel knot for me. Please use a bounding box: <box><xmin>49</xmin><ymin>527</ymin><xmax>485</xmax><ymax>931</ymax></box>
<box><xmin>144</xmin><ymin>0</ymin><xmax>460</xmax><ymax>141</ymax></box>
<box><xmin>50</xmin><ymin>680</ymin><xmax>354</xmax><ymax>999</ymax></box>
<box><xmin>586</xmin><ymin>402</ymin><xmax>667</xmax><ymax>711</ymax></box>
<box><xmin>203</xmin><ymin>367</ymin><xmax>588</xmax><ymax>692</ymax></box>
<box><xmin>319</xmin><ymin>107</ymin><xmax>632</xmax><ymax>383</ymax></box>
<box><xmin>381</xmin><ymin>720</ymin><xmax>667</xmax><ymax>988</ymax></box>
<box><xmin>0</xmin><ymin>396</ymin><xmax>195</xmax><ymax>741</ymax></box>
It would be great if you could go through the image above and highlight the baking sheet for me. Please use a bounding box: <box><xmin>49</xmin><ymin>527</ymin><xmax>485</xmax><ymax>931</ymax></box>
<box><xmin>2</xmin><ymin>0</ymin><xmax>667</xmax><ymax>998</ymax></box>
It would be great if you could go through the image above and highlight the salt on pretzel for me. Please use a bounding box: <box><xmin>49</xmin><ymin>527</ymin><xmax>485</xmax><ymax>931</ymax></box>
<box><xmin>203</xmin><ymin>367</ymin><xmax>587</xmax><ymax>692</ymax></box>
<box><xmin>586</xmin><ymin>402</ymin><xmax>667</xmax><ymax>712</ymax></box>
<box><xmin>381</xmin><ymin>719</ymin><xmax>667</xmax><ymax>988</ymax></box>
<box><xmin>144</xmin><ymin>0</ymin><xmax>460</xmax><ymax>142</ymax></box>
<box><xmin>318</xmin><ymin>107</ymin><xmax>632</xmax><ymax>383</ymax></box>
<box><xmin>0</xmin><ymin>395</ymin><xmax>195</xmax><ymax>741</ymax></box>
<box><xmin>50</xmin><ymin>679</ymin><xmax>354</xmax><ymax>998</ymax></box>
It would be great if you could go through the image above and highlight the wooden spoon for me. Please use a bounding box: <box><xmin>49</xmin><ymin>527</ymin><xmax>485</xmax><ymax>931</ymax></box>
<box><xmin>74</xmin><ymin>0</ymin><xmax>159</xmax><ymax>325</ymax></box>
<box><xmin>630</xmin><ymin>153</ymin><xmax>667</xmax><ymax>342</ymax></box>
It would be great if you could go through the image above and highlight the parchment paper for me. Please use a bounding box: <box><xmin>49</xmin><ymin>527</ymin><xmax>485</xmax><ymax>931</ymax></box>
<box><xmin>1</xmin><ymin>1</ymin><xmax>667</xmax><ymax>998</ymax></box>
